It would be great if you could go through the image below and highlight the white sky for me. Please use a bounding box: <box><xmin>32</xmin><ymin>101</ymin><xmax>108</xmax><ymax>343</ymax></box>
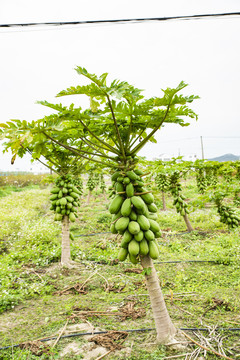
<box><xmin>0</xmin><ymin>0</ymin><xmax>240</xmax><ymax>171</ymax></box>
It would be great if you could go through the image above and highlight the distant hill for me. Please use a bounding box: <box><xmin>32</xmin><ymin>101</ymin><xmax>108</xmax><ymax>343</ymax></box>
<box><xmin>207</xmin><ymin>153</ymin><xmax>240</xmax><ymax>162</ymax></box>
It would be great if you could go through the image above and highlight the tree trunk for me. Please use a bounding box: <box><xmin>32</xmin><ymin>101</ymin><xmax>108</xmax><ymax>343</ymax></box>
<box><xmin>61</xmin><ymin>215</ymin><xmax>71</xmax><ymax>266</ymax></box>
<box><xmin>87</xmin><ymin>190</ymin><xmax>91</xmax><ymax>204</ymax></box>
<box><xmin>141</xmin><ymin>255</ymin><xmax>176</xmax><ymax>344</ymax></box>
<box><xmin>183</xmin><ymin>213</ymin><xmax>194</xmax><ymax>232</ymax></box>
<box><xmin>162</xmin><ymin>191</ymin><xmax>167</xmax><ymax>211</ymax></box>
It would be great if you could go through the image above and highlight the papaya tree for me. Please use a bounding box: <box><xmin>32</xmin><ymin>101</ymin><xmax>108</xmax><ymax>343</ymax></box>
<box><xmin>0</xmin><ymin>124</ymin><xmax>89</xmax><ymax>267</ymax></box>
<box><xmin>32</xmin><ymin>67</ymin><xmax>198</xmax><ymax>343</ymax></box>
<box><xmin>1</xmin><ymin>67</ymin><xmax>199</xmax><ymax>344</ymax></box>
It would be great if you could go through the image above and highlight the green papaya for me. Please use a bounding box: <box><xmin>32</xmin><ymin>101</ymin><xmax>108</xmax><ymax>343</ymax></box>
<box><xmin>50</xmin><ymin>187</ymin><xmax>60</xmax><ymax>194</ymax></box>
<box><xmin>62</xmin><ymin>187</ymin><xmax>68</xmax><ymax>194</ymax></box>
<box><xmin>128</xmin><ymin>221</ymin><xmax>140</xmax><ymax>235</ymax></box>
<box><xmin>121</xmin><ymin>198</ymin><xmax>132</xmax><ymax>217</ymax></box>
<box><xmin>134</xmin><ymin>230</ymin><xmax>144</xmax><ymax>242</ymax></box>
<box><xmin>129</xmin><ymin>210</ymin><xmax>138</xmax><ymax>221</ymax></box>
<box><xmin>129</xmin><ymin>254</ymin><xmax>139</xmax><ymax>264</ymax></box>
<box><xmin>149</xmin><ymin>240</ymin><xmax>159</xmax><ymax>259</ymax></box>
<box><xmin>147</xmin><ymin>203</ymin><xmax>158</xmax><ymax>213</ymax></box>
<box><xmin>122</xmin><ymin>230</ymin><xmax>133</xmax><ymax>243</ymax></box>
<box><xmin>56</xmin><ymin>206</ymin><xmax>61</xmax><ymax>214</ymax></box>
<box><xmin>60</xmin><ymin>197</ymin><xmax>67</xmax><ymax>206</ymax></box>
<box><xmin>115</xmin><ymin>182</ymin><xmax>124</xmax><ymax>193</ymax></box>
<box><xmin>149</xmin><ymin>219</ymin><xmax>160</xmax><ymax>233</ymax></box>
<box><xmin>70</xmin><ymin>192</ymin><xmax>79</xmax><ymax>199</ymax></box>
<box><xmin>135</xmin><ymin>169</ymin><xmax>144</xmax><ymax>176</ymax></box>
<box><xmin>66</xmin><ymin>196</ymin><xmax>74</xmax><ymax>203</ymax></box>
<box><xmin>110</xmin><ymin>223</ymin><xmax>117</xmax><ymax>234</ymax></box>
<box><xmin>126</xmin><ymin>171</ymin><xmax>139</xmax><ymax>181</ymax></box>
<box><xmin>69</xmin><ymin>212</ymin><xmax>76</xmax><ymax>222</ymax></box>
<box><xmin>118</xmin><ymin>248</ymin><xmax>128</xmax><ymax>261</ymax></box>
<box><xmin>154</xmin><ymin>231</ymin><xmax>162</xmax><ymax>238</ymax></box>
<box><xmin>49</xmin><ymin>194</ymin><xmax>58</xmax><ymax>201</ymax></box>
<box><xmin>111</xmin><ymin>171</ymin><xmax>121</xmax><ymax>182</ymax></box>
<box><xmin>123</xmin><ymin>177</ymin><xmax>131</xmax><ymax>185</ymax></box>
<box><xmin>111</xmin><ymin>211</ymin><xmax>122</xmax><ymax>222</ymax></box>
<box><xmin>58</xmin><ymin>190</ymin><xmax>63</xmax><ymax>199</ymax></box>
<box><xmin>144</xmin><ymin>229</ymin><xmax>155</xmax><ymax>241</ymax></box>
<box><xmin>137</xmin><ymin>215</ymin><xmax>150</xmax><ymax>231</ymax></box>
<box><xmin>67</xmin><ymin>203</ymin><xmax>73</xmax><ymax>209</ymax></box>
<box><xmin>115</xmin><ymin>217</ymin><xmax>130</xmax><ymax>233</ymax></box>
<box><xmin>139</xmin><ymin>239</ymin><xmax>149</xmax><ymax>255</ymax></box>
<box><xmin>131</xmin><ymin>196</ymin><xmax>145</xmax><ymax>211</ymax></box>
<box><xmin>141</xmin><ymin>192</ymin><xmax>154</xmax><ymax>204</ymax></box>
<box><xmin>126</xmin><ymin>183</ymin><xmax>134</xmax><ymax>198</ymax></box>
<box><xmin>109</xmin><ymin>195</ymin><xmax>124</xmax><ymax>214</ymax></box>
<box><xmin>128</xmin><ymin>239</ymin><xmax>140</xmax><ymax>256</ymax></box>
<box><xmin>148</xmin><ymin>213</ymin><xmax>158</xmax><ymax>220</ymax></box>
<box><xmin>70</xmin><ymin>232</ymin><xmax>74</xmax><ymax>241</ymax></box>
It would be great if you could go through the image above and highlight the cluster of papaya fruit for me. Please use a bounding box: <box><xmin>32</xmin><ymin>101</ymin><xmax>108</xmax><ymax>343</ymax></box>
<box><xmin>86</xmin><ymin>172</ymin><xmax>96</xmax><ymax>192</ymax></box>
<box><xmin>173</xmin><ymin>195</ymin><xmax>190</xmax><ymax>216</ymax></box>
<box><xmin>72</xmin><ymin>177</ymin><xmax>83</xmax><ymax>196</ymax></box>
<box><xmin>217</xmin><ymin>203</ymin><xmax>240</xmax><ymax>229</ymax></box>
<box><xmin>196</xmin><ymin>169</ymin><xmax>207</xmax><ymax>194</ymax></box>
<box><xmin>49</xmin><ymin>174</ymin><xmax>81</xmax><ymax>223</ymax></box>
<box><xmin>108</xmin><ymin>169</ymin><xmax>161</xmax><ymax>264</ymax></box>
<box><xmin>155</xmin><ymin>173</ymin><xmax>169</xmax><ymax>192</ymax></box>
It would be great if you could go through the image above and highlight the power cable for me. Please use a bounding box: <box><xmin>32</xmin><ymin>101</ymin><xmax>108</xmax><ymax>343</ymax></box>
<box><xmin>0</xmin><ymin>12</ymin><xmax>240</xmax><ymax>29</ymax></box>
<box><xmin>1</xmin><ymin>327</ymin><xmax>240</xmax><ymax>351</ymax></box>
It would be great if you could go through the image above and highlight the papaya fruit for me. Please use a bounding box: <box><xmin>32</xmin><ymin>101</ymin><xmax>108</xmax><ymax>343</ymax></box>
<box><xmin>129</xmin><ymin>210</ymin><xmax>138</xmax><ymax>221</ymax></box>
<box><xmin>128</xmin><ymin>221</ymin><xmax>140</xmax><ymax>234</ymax></box>
<box><xmin>115</xmin><ymin>217</ymin><xmax>130</xmax><ymax>233</ymax></box>
<box><xmin>111</xmin><ymin>171</ymin><xmax>121</xmax><ymax>182</ymax></box>
<box><xmin>154</xmin><ymin>231</ymin><xmax>162</xmax><ymax>238</ymax></box>
<box><xmin>149</xmin><ymin>219</ymin><xmax>160</xmax><ymax>233</ymax></box>
<box><xmin>123</xmin><ymin>177</ymin><xmax>131</xmax><ymax>185</ymax></box>
<box><xmin>149</xmin><ymin>240</ymin><xmax>159</xmax><ymax>259</ymax></box>
<box><xmin>139</xmin><ymin>239</ymin><xmax>149</xmax><ymax>255</ymax></box>
<box><xmin>50</xmin><ymin>187</ymin><xmax>60</xmax><ymax>194</ymax></box>
<box><xmin>126</xmin><ymin>170</ymin><xmax>139</xmax><ymax>181</ymax></box>
<box><xmin>58</xmin><ymin>190</ymin><xmax>63</xmax><ymax>199</ymax></box>
<box><xmin>137</xmin><ymin>215</ymin><xmax>150</xmax><ymax>231</ymax></box>
<box><xmin>69</xmin><ymin>212</ymin><xmax>76</xmax><ymax>222</ymax></box>
<box><xmin>66</xmin><ymin>196</ymin><xmax>74</xmax><ymax>203</ymax></box>
<box><xmin>70</xmin><ymin>232</ymin><xmax>74</xmax><ymax>241</ymax></box>
<box><xmin>129</xmin><ymin>253</ymin><xmax>139</xmax><ymax>264</ymax></box>
<box><xmin>134</xmin><ymin>230</ymin><xmax>144</xmax><ymax>242</ymax></box>
<box><xmin>70</xmin><ymin>192</ymin><xmax>79</xmax><ymax>199</ymax></box>
<box><xmin>144</xmin><ymin>229</ymin><xmax>155</xmax><ymax>241</ymax></box>
<box><xmin>60</xmin><ymin>198</ymin><xmax>67</xmax><ymax>206</ymax></box>
<box><xmin>110</xmin><ymin>223</ymin><xmax>117</xmax><ymax>234</ymax></box>
<box><xmin>126</xmin><ymin>183</ymin><xmax>134</xmax><ymax>198</ymax></box>
<box><xmin>141</xmin><ymin>192</ymin><xmax>154</xmax><ymax>204</ymax></box>
<box><xmin>109</xmin><ymin>195</ymin><xmax>124</xmax><ymax>214</ymax></box>
<box><xmin>128</xmin><ymin>239</ymin><xmax>140</xmax><ymax>256</ymax></box>
<box><xmin>49</xmin><ymin>194</ymin><xmax>58</xmax><ymax>201</ymax></box>
<box><xmin>121</xmin><ymin>198</ymin><xmax>132</xmax><ymax>217</ymax></box>
<box><xmin>130</xmin><ymin>196</ymin><xmax>145</xmax><ymax>211</ymax></box>
<box><xmin>148</xmin><ymin>213</ymin><xmax>158</xmax><ymax>220</ymax></box>
<box><xmin>147</xmin><ymin>203</ymin><xmax>158</xmax><ymax>213</ymax></box>
<box><xmin>118</xmin><ymin>248</ymin><xmax>128</xmax><ymax>261</ymax></box>
<box><xmin>115</xmin><ymin>182</ymin><xmax>124</xmax><ymax>193</ymax></box>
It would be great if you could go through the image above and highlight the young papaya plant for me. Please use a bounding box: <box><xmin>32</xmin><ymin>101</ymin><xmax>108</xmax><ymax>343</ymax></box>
<box><xmin>1</xmin><ymin>66</ymin><xmax>199</xmax><ymax>344</ymax></box>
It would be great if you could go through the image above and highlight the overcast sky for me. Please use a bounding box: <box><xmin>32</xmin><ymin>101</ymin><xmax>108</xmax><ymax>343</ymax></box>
<box><xmin>1</xmin><ymin>0</ymin><xmax>240</xmax><ymax>171</ymax></box>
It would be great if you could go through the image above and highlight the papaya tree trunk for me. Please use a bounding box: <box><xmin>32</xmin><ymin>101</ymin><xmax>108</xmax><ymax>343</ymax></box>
<box><xmin>183</xmin><ymin>214</ymin><xmax>194</xmax><ymax>232</ymax></box>
<box><xmin>61</xmin><ymin>215</ymin><xmax>71</xmax><ymax>266</ymax></box>
<box><xmin>162</xmin><ymin>191</ymin><xmax>167</xmax><ymax>211</ymax></box>
<box><xmin>141</xmin><ymin>255</ymin><xmax>176</xmax><ymax>344</ymax></box>
<box><xmin>87</xmin><ymin>190</ymin><xmax>91</xmax><ymax>205</ymax></box>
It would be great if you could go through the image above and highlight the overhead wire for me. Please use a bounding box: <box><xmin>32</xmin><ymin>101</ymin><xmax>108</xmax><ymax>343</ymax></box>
<box><xmin>0</xmin><ymin>12</ymin><xmax>240</xmax><ymax>32</ymax></box>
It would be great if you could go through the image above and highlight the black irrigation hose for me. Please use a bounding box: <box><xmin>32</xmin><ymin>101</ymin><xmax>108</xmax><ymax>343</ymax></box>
<box><xmin>1</xmin><ymin>327</ymin><xmax>240</xmax><ymax>351</ymax></box>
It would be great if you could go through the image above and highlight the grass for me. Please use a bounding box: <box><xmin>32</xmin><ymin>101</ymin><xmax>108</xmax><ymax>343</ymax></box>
<box><xmin>0</xmin><ymin>181</ymin><xmax>240</xmax><ymax>359</ymax></box>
